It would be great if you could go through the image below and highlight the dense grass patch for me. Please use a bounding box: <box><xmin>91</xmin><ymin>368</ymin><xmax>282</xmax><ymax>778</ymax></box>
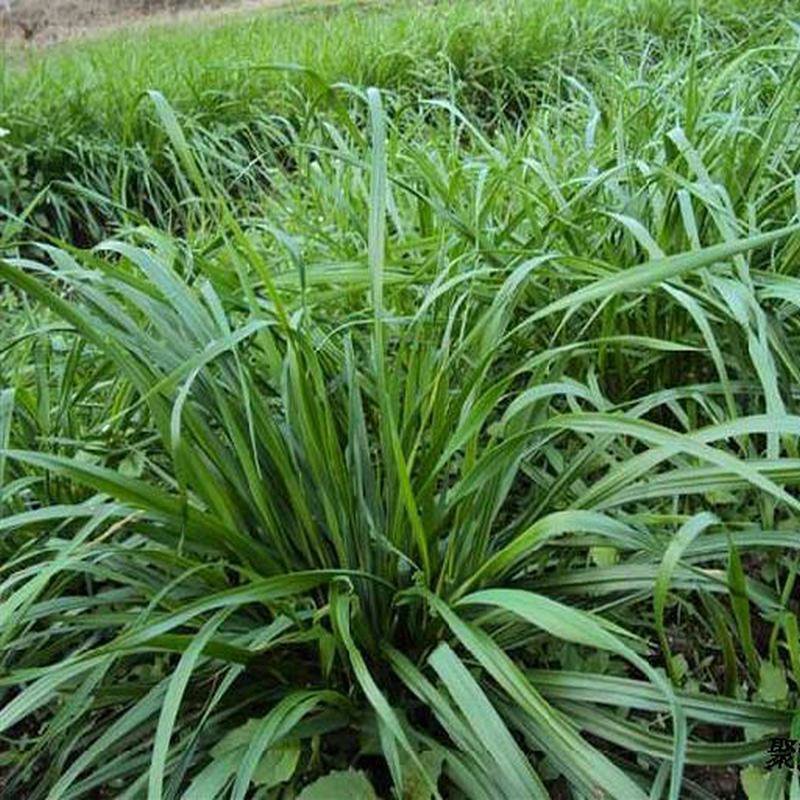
<box><xmin>2</xmin><ymin>0</ymin><xmax>800</xmax><ymax>798</ymax></box>
<box><xmin>0</xmin><ymin>0</ymin><xmax>795</xmax><ymax>240</ymax></box>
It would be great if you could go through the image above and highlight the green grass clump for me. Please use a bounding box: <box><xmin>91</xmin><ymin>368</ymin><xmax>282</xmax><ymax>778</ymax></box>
<box><xmin>2</xmin><ymin>1</ymin><xmax>800</xmax><ymax>798</ymax></box>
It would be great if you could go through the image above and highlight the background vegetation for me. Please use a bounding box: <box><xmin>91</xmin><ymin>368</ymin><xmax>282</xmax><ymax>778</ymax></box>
<box><xmin>2</xmin><ymin>0</ymin><xmax>800</xmax><ymax>797</ymax></box>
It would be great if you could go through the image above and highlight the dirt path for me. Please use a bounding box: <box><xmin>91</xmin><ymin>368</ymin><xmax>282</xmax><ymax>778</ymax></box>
<box><xmin>1</xmin><ymin>0</ymin><xmax>305</xmax><ymax>45</ymax></box>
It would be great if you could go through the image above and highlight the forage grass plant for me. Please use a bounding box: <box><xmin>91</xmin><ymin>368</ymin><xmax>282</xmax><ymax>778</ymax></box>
<box><xmin>2</xmin><ymin>1</ymin><xmax>800</xmax><ymax>799</ymax></box>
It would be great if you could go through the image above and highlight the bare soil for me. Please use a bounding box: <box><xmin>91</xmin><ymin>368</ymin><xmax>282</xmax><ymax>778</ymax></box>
<box><xmin>0</xmin><ymin>0</ymin><xmax>295</xmax><ymax>45</ymax></box>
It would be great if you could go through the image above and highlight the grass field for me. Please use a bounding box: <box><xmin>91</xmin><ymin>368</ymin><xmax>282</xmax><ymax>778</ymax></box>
<box><xmin>2</xmin><ymin>0</ymin><xmax>800</xmax><ymax>797</ymax></box>
<box><xmin>1</xmin><ymin>0</ymin><xmax>295</xmax><ymax>45</ymax></box>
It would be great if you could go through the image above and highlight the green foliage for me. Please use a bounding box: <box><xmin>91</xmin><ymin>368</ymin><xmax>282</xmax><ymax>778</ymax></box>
<box><xmin>1</xmin><ymin>0</ymin><xmax>800</xmax><ymax>798</ymax></box>
<box><xmin>298</xmin><ymin>769</ymin><xmax>379</xmax><ymax>800</ymax></box>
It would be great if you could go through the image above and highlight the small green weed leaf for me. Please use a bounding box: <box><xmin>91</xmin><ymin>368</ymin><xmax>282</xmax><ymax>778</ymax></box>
<box><xmin>590</xmin><ymin>545</ymin><xmax>618</xmax><ymax>567</ymax></box>
<box><xmin>670</xmin><ymin>654</ymin><xmax>689</xmax><ymax>685</ymax></box>
<box><xmin>119</xmin><ymin>450</ymin><xmax>146</xmax><ymax>478</ymax></box>
<box><xmin>740</xmin><ymin>766</ymin><xmax>769</xmax><ymax>800</ymax></box>
<box><xmin>298</xmin><ymin>769</ymin><xmax>379</xmax><ymax>800</ymax></box>
<box><xmin>253</xmin><ymin>740</ymin><xmax>301</xmax><ymax>788</ymax></box>
<box><xmin>758</xmin><ymin>663</ymin><xmax>789</xmax><ymax>704</ymax></box>
<box><xmin>401</xmin><ymin>749</ymin><xmax>444</xmax><ymax>800</ymax></box>
<box><xmin>205</xmin><ymin>724</ymin><xmax>300</xmax><ymax>792</ymax></box>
